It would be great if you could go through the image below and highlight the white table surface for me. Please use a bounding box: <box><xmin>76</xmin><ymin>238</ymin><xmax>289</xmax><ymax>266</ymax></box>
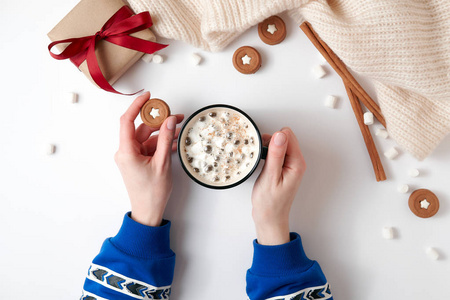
<box><xmin>1</xmin><ymin>1</ymin><xmax>449</xmax><ymax>299</ymax></box>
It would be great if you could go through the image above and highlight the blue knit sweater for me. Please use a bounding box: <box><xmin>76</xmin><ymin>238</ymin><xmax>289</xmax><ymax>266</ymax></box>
<box><xmin>81</xmin><ymin>213</ymin><xmax>332</xmax><ymax>300</ymax></box>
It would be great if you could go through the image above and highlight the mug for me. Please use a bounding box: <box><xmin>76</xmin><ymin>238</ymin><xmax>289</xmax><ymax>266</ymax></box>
<box><xmin>177</xmin><ymin>104</ymin><xmax>268</xmax><ymax>189</ymax></box>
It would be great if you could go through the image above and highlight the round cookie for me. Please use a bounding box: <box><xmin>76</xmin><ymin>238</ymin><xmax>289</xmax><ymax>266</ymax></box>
<box><xmin>232</xmin><ymin>46</ymin><xmax>262</xmax><ymax>74</ymax></box>
<box><xmin>140</xmin><ymin>98</ymin><xmax>171</xmax><ymax>128</ymax></box>
<box><xmin>258</xmin><ymin>16</ymin><xmax>286</xmax><ymax>45</ymax></box>
<box><xmin>408</xmin><ymin>189</ymin><xmax>440</xmax><ymax>218</ymax></box>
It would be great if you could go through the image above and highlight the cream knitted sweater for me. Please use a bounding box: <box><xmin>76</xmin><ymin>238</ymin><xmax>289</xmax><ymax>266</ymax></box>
<box><xmin>129</xmin><ymin>0</ymin><xmax>450</xmax><ymax>160</ymax></box>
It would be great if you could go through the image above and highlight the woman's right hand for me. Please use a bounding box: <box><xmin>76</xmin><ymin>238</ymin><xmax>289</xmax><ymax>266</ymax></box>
<box><xmin>114</xmin><ymin>91</ymin><xmax>184</xmax><ymax>227</ymax></box>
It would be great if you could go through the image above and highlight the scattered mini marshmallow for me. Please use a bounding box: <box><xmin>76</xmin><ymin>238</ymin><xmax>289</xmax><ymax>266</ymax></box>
<box><xmin>190</xmin><ymin>53</ymin><xmax>202</xmax><ymax>65</ymax></box>
<box><xmin>312</xmin><ymin>65</ymin><xmax>326</xmax><ymax>79</ymax></box>
<box><xmin>397</xmin><ymin>184</ymin><xmax>409</xmax><ymax>194</ymax></box>
<box><xmin>152</xmin><ymin>54</ymin><xmax>164</xmax><ymax>64</ymax></box>
<box><xmin>44</xmin><ymin>144</ymin><xmax>56</xmax><ymax>155</ymax></box>
<box><xmin>408</xmin><ymin>168</ymin><xmax>420</xmax><ymax>178</ymax></box>
<box><xmin>375</xmin><ymin>128</ymin><xmax>389</xmax><ymax>139</ymax></box>
<box><xmin>66</xmin><ymin>92</ymin><xmax>78</xmax><ymax>104</ymax></box>
<box><xmin>141</xmin><ymin>53</ymin><xmax>154</xmax><ymax>63</ymax></box>
<box><xmin>363</xmin><ymin>112</ymin><xmax>374</xmax><ymax>125</ymax></box>
<box><xmin>384</xmin><ymin>147</ymin><xmax>399</xmax><ymax>160</ymax></box>
<box><xmin>426</xmin><ymin>247</ymin><xmax>439</xmax><ymax>260</ymax></box>
<box><xmin>382</xmin><ymin>227</ymin><xmax>394</xmax><ymax>239</ymax></box>
<box><xmin>324</xmin><ymin>95</ymin><xmax>338</xmax><ymax>109</ymax></box>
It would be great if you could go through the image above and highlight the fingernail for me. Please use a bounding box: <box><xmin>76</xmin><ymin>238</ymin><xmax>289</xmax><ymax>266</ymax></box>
<box><xmin>167</xmin><ymin>116</ymin><xmax>176</xmax><ymax>130</ymax></box>
<box><xmin>274</xmin><ymin>132</ymin><xmax>286</xmax><ymax>146</ymax></box>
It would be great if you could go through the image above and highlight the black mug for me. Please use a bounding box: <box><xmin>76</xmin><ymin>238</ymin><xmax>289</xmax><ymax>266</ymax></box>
<box><xmin>177</xmin><ymin>104</ymin><xmax>268</xmax><ymax>189</ymax></box>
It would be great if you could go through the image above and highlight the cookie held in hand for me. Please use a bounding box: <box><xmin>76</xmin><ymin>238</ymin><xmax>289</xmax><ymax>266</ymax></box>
<box><xmin>140</xmin><ymin>98</ymin><xmax>171</xmax><ymax>128</ymax></box>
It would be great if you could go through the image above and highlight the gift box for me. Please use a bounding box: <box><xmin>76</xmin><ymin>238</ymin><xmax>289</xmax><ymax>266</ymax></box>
<box><xmin>48</xmin><ymin>0</ymin><xmax>159</xmax><ymax>92</ymax></box>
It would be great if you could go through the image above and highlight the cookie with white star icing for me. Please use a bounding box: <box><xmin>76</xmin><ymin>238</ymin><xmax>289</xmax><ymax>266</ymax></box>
<box><xmin>408</xmin><ymin>188</ymin><xmax>440</xmax><ymax>218</ymax></box>
<box><xmin>232</xmin><ymin>46</ymin><xmax>262</xmax><ymax>74</ymax></box>
<box><xmin>258</xmin><ymin>16</ymin><xmax>286</xmax><ymax>45</ymax></box>
<box><xmin>140</xmin><ymin>98</ymin><xmax>171</xmax><ymax>128</ymax></box>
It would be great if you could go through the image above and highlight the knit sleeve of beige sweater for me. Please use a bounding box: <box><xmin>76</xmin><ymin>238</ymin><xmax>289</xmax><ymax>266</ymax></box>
<box><xmin>128</xmin><ymin>0</ymin><xmax>450</xmax><ymax>160</ymax></box>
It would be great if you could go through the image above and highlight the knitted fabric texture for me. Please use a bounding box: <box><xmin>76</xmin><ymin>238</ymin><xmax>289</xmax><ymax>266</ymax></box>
<box><xmin>128</xmin><ymin>0</ymin><xmax>450</xmax><ymax>160</ymax></box>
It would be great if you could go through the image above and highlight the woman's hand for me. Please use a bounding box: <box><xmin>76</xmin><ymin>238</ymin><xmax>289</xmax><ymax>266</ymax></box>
<box><xmin>114</xmin><ymin>92</ymin><xmax>184</xmax><ymax>227</ymax></box>
<box><xmin>251</xmin><ymin>127</ymin><xmax>306</xmax><ymax>245</ymax></box>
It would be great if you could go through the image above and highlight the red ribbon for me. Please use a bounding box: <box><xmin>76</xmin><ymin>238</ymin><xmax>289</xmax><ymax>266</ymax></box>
<box><xmin>48</xmin><ymin>6</ymin><xmax>167</xmax><ymax>95</ymax></box>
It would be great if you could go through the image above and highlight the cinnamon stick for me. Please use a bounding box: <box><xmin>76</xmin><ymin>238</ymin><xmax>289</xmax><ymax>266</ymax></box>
<box><xmin>345</xmin><ymin>84</ymin><xmax>386</xmax><ymax>182</ymax></box>
<box><xmin>300</xmin><ymin>22</ymin><xmax>386</xmax><ymax>128</ymax></box>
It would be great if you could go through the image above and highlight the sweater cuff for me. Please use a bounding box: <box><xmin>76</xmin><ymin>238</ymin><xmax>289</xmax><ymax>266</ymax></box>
<box><xmin>110</xmin><ymin>212</ymin><xmax>172</xmax><ymax>259</ymax></box>
<box><xmin>250</xmin><ymin>232</ymin><xmax>314</xmax><ymax>276</ymax></box>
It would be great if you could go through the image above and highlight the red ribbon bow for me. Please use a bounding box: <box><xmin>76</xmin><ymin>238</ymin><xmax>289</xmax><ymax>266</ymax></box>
<box><xmin>48</xmin><ymin>6</ymin><xmax>167</xmax><ymax>95</ymax></box>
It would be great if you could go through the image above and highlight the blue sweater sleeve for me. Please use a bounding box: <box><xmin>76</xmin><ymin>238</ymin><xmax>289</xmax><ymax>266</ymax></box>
<box><xmin>81</xmin><ymin>212</ymin><xmax>175</xmax><ymax>300</ymax></box>
<box><xmin>246</xmin><ymin>233</ymin><xmax>332</xmax><ymax>300</ymax></box>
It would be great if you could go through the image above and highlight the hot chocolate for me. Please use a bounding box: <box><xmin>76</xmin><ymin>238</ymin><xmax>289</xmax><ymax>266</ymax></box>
<box><xmin>179</xmin><ymin>106</ymin><xmax>261</xmax><ymax>188</ymax></box>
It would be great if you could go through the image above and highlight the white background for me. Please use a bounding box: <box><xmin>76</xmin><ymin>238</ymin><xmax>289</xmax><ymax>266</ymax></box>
<box><xmin>1</xmin><ymin>1</ymin><xmax>449</xmax><ymax>299</ymax></box>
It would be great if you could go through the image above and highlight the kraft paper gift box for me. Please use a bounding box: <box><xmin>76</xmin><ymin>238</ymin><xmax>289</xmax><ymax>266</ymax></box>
<box><xmin>48</xmin><ymin>0</ymin><xmax>156</xmax><ymax>88</ymax></box>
